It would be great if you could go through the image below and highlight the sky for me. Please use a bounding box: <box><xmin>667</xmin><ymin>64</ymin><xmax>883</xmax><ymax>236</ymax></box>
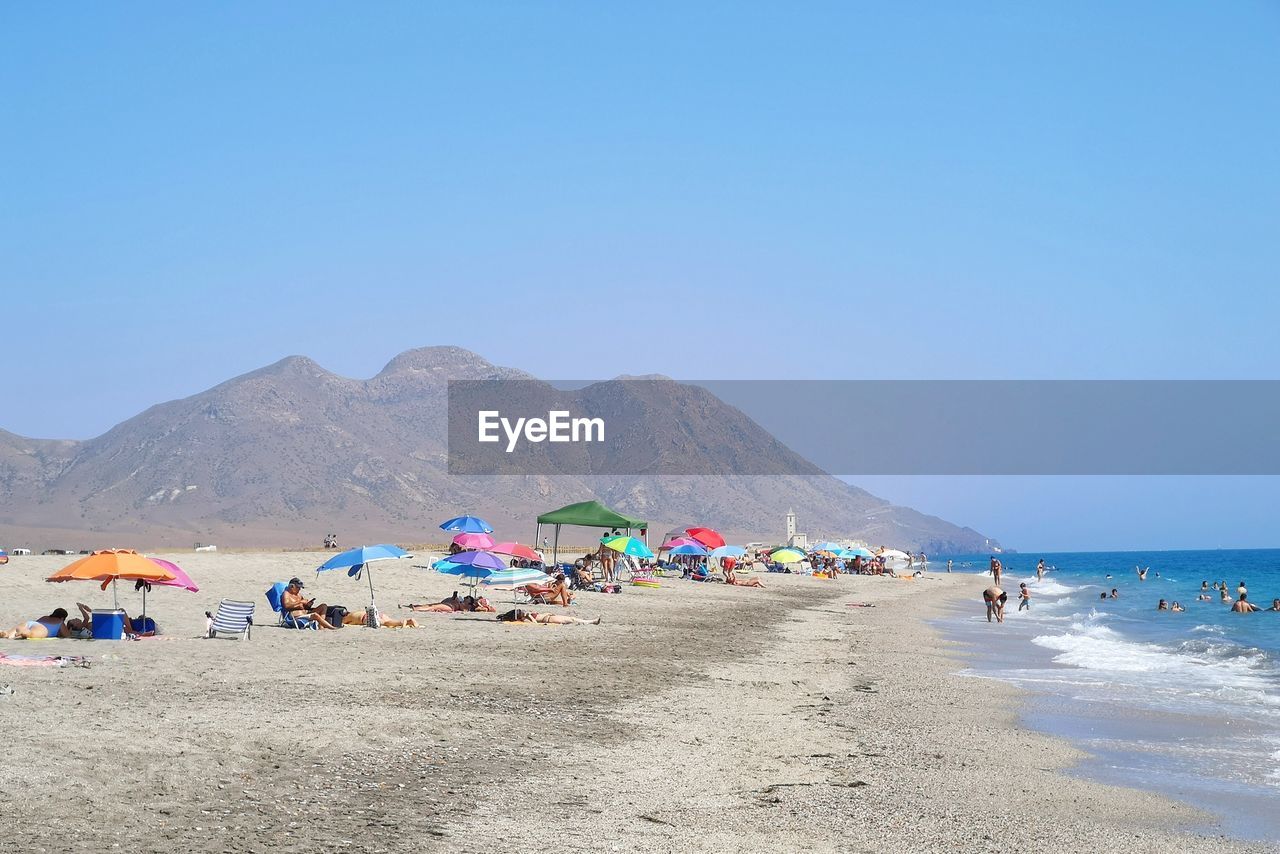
<box><xmin>3</xmin><ymin>3</ymin><xmax>1279</xmax><ymax>551</ymax></box>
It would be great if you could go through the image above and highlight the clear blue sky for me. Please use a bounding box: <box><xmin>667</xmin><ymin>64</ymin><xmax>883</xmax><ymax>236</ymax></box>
<box><xmin>3</xmin><ymin>3</ymin><xmax>1278</xmax><ymax>550</ymax></box>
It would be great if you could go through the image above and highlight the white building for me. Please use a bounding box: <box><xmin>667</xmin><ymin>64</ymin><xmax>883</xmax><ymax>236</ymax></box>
<box><xmin>785</xmin><ymin>508</ymin><xmax>808</xmax><ymax>549</ymax></box>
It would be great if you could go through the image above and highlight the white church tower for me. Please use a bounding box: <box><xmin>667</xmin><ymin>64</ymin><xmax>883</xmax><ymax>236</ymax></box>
<box><xmin>785</xmin><ymin>508</ymin><xmax>797</xmax><ymax>542</ymax></box>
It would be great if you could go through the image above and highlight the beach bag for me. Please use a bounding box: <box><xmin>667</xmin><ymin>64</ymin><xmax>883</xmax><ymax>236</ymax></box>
<box><xmin>326</xmin><ymin>605</ymin><xmax>349</xmax><ymax>627</ymax></box>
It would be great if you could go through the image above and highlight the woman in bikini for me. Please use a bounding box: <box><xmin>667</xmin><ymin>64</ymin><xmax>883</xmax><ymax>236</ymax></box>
<box><xmin>497</xmin><ymin>608</ymin><xmax>600</xmax><ymax>625</ymax></box>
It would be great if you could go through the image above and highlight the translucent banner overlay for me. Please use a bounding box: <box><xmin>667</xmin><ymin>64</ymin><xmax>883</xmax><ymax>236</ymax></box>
<box><xmin>447</xmin><ymin>380</ymin><xmax>1280</xmax><ymax>475</ymax></box>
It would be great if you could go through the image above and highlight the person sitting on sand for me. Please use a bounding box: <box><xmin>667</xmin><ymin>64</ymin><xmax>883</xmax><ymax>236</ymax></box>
<box><xmin>2</xmin><ymin>608</ymin><xmax>71</xmax><ymax>639</ymax></box>
<box><xmin>71</xmin><ymin>602</ymin><xmax>153</xmax><ymax>637</ymax></box>
<box><xmin>722</xmin><ymin>558</ymin><xmax>764</xmax><ymax>588</ymax></box>
<box><xmin>496</xmin><ymin>608</ymin><xmax>600</xmax><ymax>625</ymax></box>
<box><xmin>1231</xmin><ymin>594</ymin><xmax>1260</xmax><ymax>613</ymax></box>
<box><xmin>983</xmin><ymin>587</ymin><xmax>1006</xmax><ymax>623</ymax></box>
<box><xmin>281</xmin><ymin>577</ymin><xmax>338</xmax><ymax>629</ymax></box>
<box><xmin>1017</xmin><ymin>583</ymin><xmax>1031</xmax><ymax>611</ymax></box>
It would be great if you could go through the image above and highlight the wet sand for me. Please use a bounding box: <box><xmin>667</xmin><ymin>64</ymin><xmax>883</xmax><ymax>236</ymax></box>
<box><xmin>0</xmin><ymin>553</ymin><xmax>1264</xmax><ymax>853</ymax></box>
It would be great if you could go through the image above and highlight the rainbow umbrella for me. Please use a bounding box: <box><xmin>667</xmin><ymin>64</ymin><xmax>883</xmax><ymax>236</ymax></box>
<box><xmin>452</xmin><ymin>532</ymin><xmax>496</xmax><ymax>550</ymax></box>
<box><xmin>686</xmin><ymin>527</ymin><xmax>726</xmax><ymax>549</ymax></box>
<box><xmin>769</xmin><ymin>548</ymin><xmax>806</xmax><ymax>564</ymax></box>
<box><xmin>601</xmin><ymin>536</ymin><xmax>655</xmax><ymax>559</ymax></box>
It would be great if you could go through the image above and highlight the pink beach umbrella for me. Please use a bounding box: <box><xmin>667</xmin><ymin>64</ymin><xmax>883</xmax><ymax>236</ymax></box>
<box><xmin>135</xmin><ymin>557</ymin><xmax>200</xmax><ymax>626</ymax></box>
<box><xmin>452</xmin><ymin>532</ymin><xmax>496</xmax><ymax>550</ymax></box>
<box><xmin>489</xmin><ymin>542</ymin><xmax>543</xmax><ymax>562</ymax></box>
<box><xmin>660</xmin><ymin>536</ymin><xmax>702</xmax><ymax>550</ymax></box>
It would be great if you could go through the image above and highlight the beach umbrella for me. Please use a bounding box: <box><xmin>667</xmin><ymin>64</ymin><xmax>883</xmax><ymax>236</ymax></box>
<box><xmin>601</xmin><ymin>535</ymin><xmax>655</xmax><ymax>559</ymax></box>
<box><xmin>660</xmin><ymin>536</ymin><xmax>702</xmax><ymax>550</ymax></box>
<box><xmin>686</xmin><ymin>527</ymin><xmax>726</xmax><ymax>549</ymax></box>
<box><xmin>133</xmin><ymin>557</ymin><xmax>199</xmax><ymax>625</ymax></box>
<box><xmin>317</xmin><ymin>544</ymin><xmax>412</xmax><ymax>616</ymax></box>
<box><xmin>439</xmin><ymin>515</ymin><xmax>494</xmax><ymax>534</ymax></box>
<box><xmin>434</xmin><ymin>550</ymin><xmax>507</xmax><ymax>595</ymax></box>
<box><xmin>812</xmin><ymin>541</ymin><xmax>842</xmax><ymax>553</ymax></box>
<box><xmin>668</xmin><ymin>543</ymin><xmax>709</xmax><ymax>556</ymax></box>
<box><xmin>47</xmin><ymin>549</ymin><xmax>177</xmax><ymax>609</ymax></box>
<box><xmin>845</xmin><ymin>546</ymin><xmax>875</xmax><ymax>558</ymax></box>
<box><xmin>769</xmin><ymin>547</ymin><xmax>806</xmax><ymax>564</ymax></box>
<box><xmin>710</xmin><ymin>545</ymin><xmax>746</xmax><ymax>558</ymax></box>
<box><xmin>489</xmin><ymin>542</ymin><xmax>543</xmax><ymax>562</ymax></box>
<box><xmin>452</xmin><ymin>532</ymin><xmax>496</xmax><ymax>550</ymax></box>
<box><xmin>481</xmin><ymin>567</ymin><xmax>549</xmax><ymax>587</ymax></box>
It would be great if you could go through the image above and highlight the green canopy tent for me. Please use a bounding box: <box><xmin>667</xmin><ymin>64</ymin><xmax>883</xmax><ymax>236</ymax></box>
<box><xmin>535</xmin><ymin>500</ymin><xmax>648</xmax><ymax>568</ymax></box>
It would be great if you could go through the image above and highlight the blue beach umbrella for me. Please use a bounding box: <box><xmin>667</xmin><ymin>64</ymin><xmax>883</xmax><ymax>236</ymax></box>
<box><xmin>710</xmin><ymin>545</ymin><xmax>746</xmax><ymax>558</ymax></box>
<box><xmin>668</xmin><ymin>543</ymin><xmax>709</xmax><ymax>556</ymax></box>
<box><xmin>439</xmin><ymin>515</ymin><xmax>494</xmax><ymax>534</ymax></box>
<box><xmin>317</xmin><ymin>544</ymin><xmax>412</xmax><ymax>614</ymax></box>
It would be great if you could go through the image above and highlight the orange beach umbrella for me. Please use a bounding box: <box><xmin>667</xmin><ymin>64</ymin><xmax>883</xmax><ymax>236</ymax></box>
<box><xmin>47</xmin><ymin>549</ymin><xmax>176</xmax><ymax>607</ymax></box>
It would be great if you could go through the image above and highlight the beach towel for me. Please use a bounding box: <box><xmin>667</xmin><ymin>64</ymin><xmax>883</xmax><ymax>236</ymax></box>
<box><xmin>0</xmin><ymin>652</ymin><xmax>90</xmax><ymax>668</ymax></box>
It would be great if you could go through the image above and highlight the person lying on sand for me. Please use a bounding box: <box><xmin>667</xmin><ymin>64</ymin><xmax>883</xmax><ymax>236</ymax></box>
<box><xmin>496</xmin><ymin>608</ymin><xmax>600</xmax><ymax>625</ymax></box>
<box><xmin>462</xmin><ymin>595</ymin><xmax>496</xmax><ymax>613</ymax></box>
<box><xmin>721</xmin><ymin>558</ymin><xmax>764</xmax><ymax>588</ymax></box>
<box><xmin>2</xmin><ymin>608</ymin><xmax>71</xmax><ymax>639</ymax></box>
<box><xmin>1231</xmin><ymin>594</ymin><xmax>1260</xmax><ymax>613</ymax></box>
<box><xmin>281</xmin><ymin>577</ymin><xmax>338</xmax><ymax>629</ymax></box>
<box><xmin>341</xmin><ymin>610</ymin><xmax>418</xmax><ymax>628</ymax></box>
<box><xmin>73</xmin><ymin>603</ymin><xmax>154</xmax><ymax>637</ymax></box>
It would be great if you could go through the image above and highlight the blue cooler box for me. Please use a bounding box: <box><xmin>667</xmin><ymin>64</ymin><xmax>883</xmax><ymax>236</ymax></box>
<box><xmin>91</xmin><ymin>609</ymin><xmax>126</xmax><ymax>640</ymax></box>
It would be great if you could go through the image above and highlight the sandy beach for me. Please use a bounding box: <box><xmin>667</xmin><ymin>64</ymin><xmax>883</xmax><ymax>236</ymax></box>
<box><xmin>0</xmin><ymin>553</ymin><xmax>1266</xmax><ymax>853</ymax></box>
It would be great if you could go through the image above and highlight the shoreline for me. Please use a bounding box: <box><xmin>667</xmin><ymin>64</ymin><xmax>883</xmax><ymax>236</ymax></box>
<box><xmin>0</xmin><ymin>555</ymin><xmax>1265</xmax><ymax>851</ymax></box>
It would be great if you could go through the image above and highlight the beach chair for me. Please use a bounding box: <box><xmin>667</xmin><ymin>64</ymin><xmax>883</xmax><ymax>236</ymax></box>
<box><xmin>265</xmin><ymin>582</ymin><xmax>317</xmax><ymax>629</ymax></box>
<box><xmin>205</xmin><ymin>599</ymin><xmax>254</xmax><ymax>640</ymax></box>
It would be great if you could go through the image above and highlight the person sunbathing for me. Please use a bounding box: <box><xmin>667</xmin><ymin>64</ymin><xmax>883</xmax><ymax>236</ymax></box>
<box><xmin>72</xmin><ymin>602</ymin><xmax>153</xmax><ymax>637</ymax></box>
<box><xmin>524</xmin><ymin>573</ymin><xmax>573</xmax><ymax>606</ymax></box>
<box><xmin>280</xmin><ymin>577</ymin><xmax>338</xmax><ymax>629</ymax></box>
<box><xmin>727</xmin><ymin>568</ymin><xmax>762</xmax><ymax>588</ymax></box>
<box><xmin>341</xmin><ymin>610</ymin><xmax>419</xmax><ymax>628</ymax></box>
<box><xmin>461</xmin><ymin>595</ymin><xmax>496</xmax><ymax>613</ymax></box>
<box><xmin>496</xmin><ymin>608</ymin><xmax>600</xmax><ymax>625</ymax></box>
<box><xmin>2</xmin><ymin>608</ymin><xmax>70</xmax><ymax>639</ymax></box>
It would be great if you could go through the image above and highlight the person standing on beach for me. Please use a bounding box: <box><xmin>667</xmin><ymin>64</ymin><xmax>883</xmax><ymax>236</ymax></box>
<box><xmin>983</xmin><ymin>586</ymin><xmax>1006</xmax><ymax>623</ymax></box>
<box><xmin>990</xmin><ymin>557</ymin><xmax>1002</xmax><ymax>586</ymax></box>
<box><xmin>946</xmin><ymin>559</ymin><xmax>953</xmax><ymax>574</ymax></box>
<box><xmin>1017</xmin><ymin>583</ymin><xmax>1031</xmax><ymax>611</ymax></box>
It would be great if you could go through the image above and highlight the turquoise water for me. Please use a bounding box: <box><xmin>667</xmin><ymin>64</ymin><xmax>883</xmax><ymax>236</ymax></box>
<box><xmin>938</xmin><ymin>550</ymin><xmax>1280</xmax><ymax>839</ymax></box>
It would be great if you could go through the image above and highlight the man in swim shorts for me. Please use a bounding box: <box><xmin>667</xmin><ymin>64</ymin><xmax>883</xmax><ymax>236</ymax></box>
<box><xmin>983</xmin><ymin>587</ymin><xmax>1006</xmax><ymax>623</ymax></box>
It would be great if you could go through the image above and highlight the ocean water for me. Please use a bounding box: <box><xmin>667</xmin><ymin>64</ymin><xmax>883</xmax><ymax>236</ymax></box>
<box><xmin>937</xmin><ymin>550</ymin><xmax>1280</xmax><ymax>841</ymax></box>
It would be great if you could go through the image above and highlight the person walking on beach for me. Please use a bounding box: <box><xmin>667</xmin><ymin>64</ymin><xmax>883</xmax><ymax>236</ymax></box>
<box><xmin>983</xmin><ymin>586</ymin><xmax>1006</xmax><ymax>623</ymax></box>
<box><xmin>946</xmin><ymin>559</ymin><xmax>953</xmax><ymax>573</ymax></box>
<box><xmin>1017</xmin><ymin>582</ymin><xmax>1031</xmax><ymax>611</ymax></box>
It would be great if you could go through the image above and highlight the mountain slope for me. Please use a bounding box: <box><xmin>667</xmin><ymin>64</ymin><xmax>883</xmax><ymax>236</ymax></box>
<box><xmin>0</xmin><ymin>347</ymin><xmax>996</xmax><ymax>552</ymax></box>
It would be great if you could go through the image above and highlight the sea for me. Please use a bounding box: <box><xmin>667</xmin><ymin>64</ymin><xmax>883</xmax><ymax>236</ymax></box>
<box><xmin>936</xmin><ymin>549</ymin><xmax>1280</xmax><ymax>841</ymax></box>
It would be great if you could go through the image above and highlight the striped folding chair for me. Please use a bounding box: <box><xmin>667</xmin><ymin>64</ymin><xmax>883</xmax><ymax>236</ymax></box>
<box><xmin>205</xmin><ymin>599</ymin><xmax>254</xmax><ymax>640</ymax></box>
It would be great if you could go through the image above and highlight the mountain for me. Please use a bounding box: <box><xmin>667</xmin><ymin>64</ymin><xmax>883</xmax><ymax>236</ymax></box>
<box><xmin>0</xmin><ymin>347</ymin><xmax>997</xmax><ymax>552</ymax></box>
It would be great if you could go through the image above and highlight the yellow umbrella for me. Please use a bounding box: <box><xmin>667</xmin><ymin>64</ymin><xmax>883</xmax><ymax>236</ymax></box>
<box><xmin>770</xmin><ymin>548</ymin><xmax>806</xmax><ymax>564</ymax></box>
<box><xmin>47</xmin><ymin>549</ymin><xmax>176</xmax><ymax>608</ymax></box>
